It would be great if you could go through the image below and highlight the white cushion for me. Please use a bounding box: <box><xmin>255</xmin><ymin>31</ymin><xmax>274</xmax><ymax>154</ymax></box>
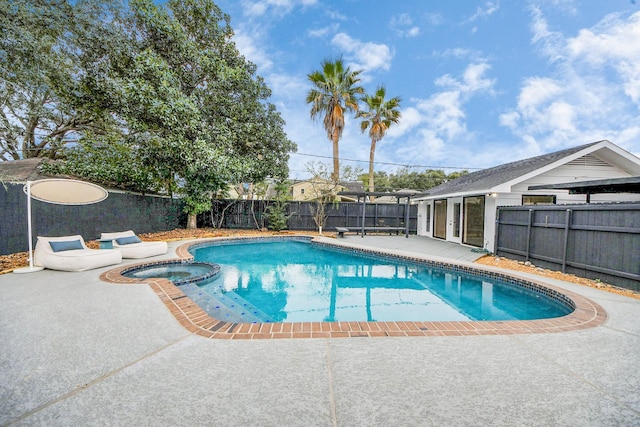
<box><xmin>100</xmin><ymin>230</ymin><xmax>168</xmax><ymax>259</ymax></box>
<box><xmin>34</xmin><ymin>235</ymin><xmax>122</xmax><ymax>272</ymax></box>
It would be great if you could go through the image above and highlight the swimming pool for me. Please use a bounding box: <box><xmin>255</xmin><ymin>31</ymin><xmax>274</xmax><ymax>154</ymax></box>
<box><xmin>121</xmin><ymin>261</ymin><xmax>220</xmax><ymax>286</ymax></box>
<box><xmin>189</xmin><ymin>238</ymin><xmax>573</xmax><ymax>323</ymax></box>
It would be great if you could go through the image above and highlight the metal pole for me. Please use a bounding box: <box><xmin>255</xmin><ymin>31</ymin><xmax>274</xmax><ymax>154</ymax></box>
<box><xmin>26</xmin><ymin>181</ymin><xmax>34</xmax><ymax>269</ymax></box>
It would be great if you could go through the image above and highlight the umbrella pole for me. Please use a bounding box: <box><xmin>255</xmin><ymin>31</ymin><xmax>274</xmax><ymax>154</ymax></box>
<box><xmin>27</xmin><ymin>181</ymin><xmax>34</xmax><ymax>269</ymax></box>
<box><xmin>14</xmin><ymin>181</ymin><xmax>44</xmax><ymax>273</ymax></box>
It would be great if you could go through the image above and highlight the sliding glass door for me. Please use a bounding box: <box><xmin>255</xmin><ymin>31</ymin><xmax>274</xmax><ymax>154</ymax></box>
<box><xmin>463</xmin><ymin>196</ymin><xmax>485</xmax><ymax>247</ymax></box>
<box><xmin>433</xmin><ymin>199</ymin><xmax>447</xmax><ymax>239</ymax></box>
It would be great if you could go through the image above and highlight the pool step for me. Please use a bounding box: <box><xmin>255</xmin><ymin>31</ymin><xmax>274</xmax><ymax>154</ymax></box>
<box><xmin>179</xmin><ymin>283</ymin><xmax>272</xmax><ymax>323</ymax></box>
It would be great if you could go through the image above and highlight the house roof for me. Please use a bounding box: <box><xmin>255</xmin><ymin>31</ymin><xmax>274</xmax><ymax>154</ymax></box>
<box><xmin>425</xmin><ymin>141</ymin><xmax>602</xmax><ymax>196</ymax></box>
<box><xmin>418</xmin><ymin>140</ymin><xmax>640</xmax><ymax>198</ymax></box>
<box><xmin>340</xmin><ymin>181</ymin><xmax>365</xmax><ymax>192</ymax></box>
<box><xmin>0</xmin><ymin>158</ymin><xmax>51</xmax><ymax>182</ymax></box>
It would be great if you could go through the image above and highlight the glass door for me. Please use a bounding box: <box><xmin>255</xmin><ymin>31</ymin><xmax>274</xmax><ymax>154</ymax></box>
<box><xmin>463</xmin><ymin>196</ymin><xmax>485</xmax><ymax>247</ymax></box>
<box><xmin>433</xmin><ymin>199</ymin><xmax>447</xmax><ymax>239</ymax></box>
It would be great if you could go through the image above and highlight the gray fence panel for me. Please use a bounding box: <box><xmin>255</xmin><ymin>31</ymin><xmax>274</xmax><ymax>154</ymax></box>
<box><xmin>201</xmin><ymin>199</ymin><xmax>417</xmax><ymax>233</ymax></box>
<box><xmin>496</xmin><ymin>203</ymin><xmax>640</xmax><ymax>291</ymax></box>
<box><xmin>1</xmin><ymin>183</ymin><xmax>185</xmax><ymax>255</ymax></box>
<box><xmin>2</xmin><ymin>187</ymin><xmax>419</xmax><ymax>255</ymax></box>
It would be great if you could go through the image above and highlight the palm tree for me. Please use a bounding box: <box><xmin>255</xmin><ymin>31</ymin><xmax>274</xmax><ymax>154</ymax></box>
<box><xmin>306</xmin><ymin>58</ymin><xmax>364</xmax><ymax>183</ymax></box>
<box><xmin>357</xmin><ymin>85</ymin><xmax>401</xmax><ymax>193</ymax></box>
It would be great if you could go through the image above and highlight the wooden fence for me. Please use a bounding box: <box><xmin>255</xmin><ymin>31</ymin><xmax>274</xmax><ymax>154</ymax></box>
<box><xmin>200</xmin><ymin>199</ymin><xmax>418</xmax><ymax>232</ymax></box>
<box><xmin>495</xmin><ymin>203</ymin><xmax>640</xmax><ymax>291</ymax></box>
<box><xmin>1</xmin><ymin>184</ymin><xmax>417</xmax><ymax>255</ymax></box>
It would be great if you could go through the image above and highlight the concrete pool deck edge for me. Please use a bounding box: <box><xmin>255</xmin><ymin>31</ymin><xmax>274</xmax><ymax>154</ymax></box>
<box><xmin>100</xmin><ymin>235</ymin><xmax>607</xmax><ymax>339</ymax></box>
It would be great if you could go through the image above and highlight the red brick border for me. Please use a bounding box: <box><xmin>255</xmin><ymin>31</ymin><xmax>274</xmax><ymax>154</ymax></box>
<box><xmin>100</xmin><ymin>237</ymin><xmax>607</xmax><ymax>339</ymax></box>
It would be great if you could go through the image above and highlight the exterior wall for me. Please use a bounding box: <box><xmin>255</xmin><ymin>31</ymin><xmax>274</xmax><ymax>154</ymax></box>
<box><xmin>290</xmin><ymin>181</ymin><xmax>326</xmax><ymax>201</ymax></box>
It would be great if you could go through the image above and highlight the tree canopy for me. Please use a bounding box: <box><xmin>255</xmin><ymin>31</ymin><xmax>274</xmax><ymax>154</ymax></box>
<box><xmin>306</xmin><ymin>58</ymin><xmax>363</xmax><ymax>183</ymax></box>
<box><xmin>357</xmin><ymin>85</ymin><xmax>401</xmax><ymax>193</ymax></box>
<box><xmin>362</xmin><ymin>167</ymin><xmax>469</xmax><ymax>192</ymax></box>
<box><xmin>1</xmin><ymin>0</ymin><xmax>296</xmax><ymax>227</ymax></box>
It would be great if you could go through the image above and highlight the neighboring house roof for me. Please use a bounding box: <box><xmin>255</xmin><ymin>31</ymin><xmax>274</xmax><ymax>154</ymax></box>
<box><xmin>0</xmin><ymin>158</ymin><xmax>51</xmax><ymax>182</ymax></box>
<box><xmin>417</xmin><ymin>140</ymin><xmax>640</xmax><ymax>198</ymax></box>
<box><xmin>341</xmin><ymin>181</ymin><xmax>364</xmax><ymax>193</ymax></box>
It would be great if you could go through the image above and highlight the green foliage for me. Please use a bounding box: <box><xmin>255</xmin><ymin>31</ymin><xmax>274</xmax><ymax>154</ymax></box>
<box><xmin>356</xmin><ymin>85</ymin><xmax>402</xmax><ymax>193</ymax></box>
<box><xmin>266</xmin><ymin>179</ymin><xmax>292</xmax><ymax>231</ymax></box>
<box><xmin>0</xmin><ymin>0</ymin><xmax>108</xmax><ymax>160</ymax></box>
<box><xmin>1</xmin><ymin>0</ymin><xmax>296</xmax><ymax>223</ymax></box>
<box><xmin>306</xmin><ymin>58</ymin><xmax>364</xmax><ymax>182</ymax></box>
<box><xmin>361</xmin><ymin>168</ymin><xmax>469</xmax><ymax>191</ymax></box>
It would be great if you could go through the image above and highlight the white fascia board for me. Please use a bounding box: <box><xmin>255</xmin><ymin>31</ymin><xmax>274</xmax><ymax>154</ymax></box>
<box><xmin>412</xmin><ymin>190</ymin><xmax>491</xmax><ymax>201</ymax></box>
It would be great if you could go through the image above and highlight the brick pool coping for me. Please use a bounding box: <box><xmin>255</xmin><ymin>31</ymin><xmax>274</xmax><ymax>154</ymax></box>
<box><xmin>100</xmin><ymin>236</ymin><xmax>607</xmax><ymax>339</ymax></box>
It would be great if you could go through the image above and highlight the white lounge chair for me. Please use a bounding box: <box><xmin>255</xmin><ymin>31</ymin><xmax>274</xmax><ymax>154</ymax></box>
<box><xmin>34</xmin><ymin>235</ymin><xmax>122</xmax><ymax>272</ymax></box>
<box><xmin>100</xmin><ymin>230</ymin><xmax>168</xmax><ymax>259</ymax></box>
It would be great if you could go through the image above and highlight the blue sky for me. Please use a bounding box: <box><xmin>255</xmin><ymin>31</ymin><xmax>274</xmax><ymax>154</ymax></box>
<box><xmin>213</xmin><ymin>0</ymin><xmax>640</xmax><ymax>180</ymax></box>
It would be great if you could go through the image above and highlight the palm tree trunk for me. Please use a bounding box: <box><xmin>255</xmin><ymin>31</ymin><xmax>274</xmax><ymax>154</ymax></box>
<box><xmin>369</xmin><ymin>139</ymin><xmax>376</xmax><ymax>194</ymax></box>
<box><xmin>332</xmin><ymin>129</ymin><xmax>340</xmax><ymax>184</ymax></box>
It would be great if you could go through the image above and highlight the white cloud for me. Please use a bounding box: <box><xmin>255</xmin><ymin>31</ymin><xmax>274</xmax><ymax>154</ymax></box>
<box><xmin>435</xmin><ymin>62</ymin><xmax>495</xmax><ymax>94</ymax></box>
<box><xmin>501</xmin><ymin>9</ymin><xmax>640</xmax><ymax>154</ymax></box>
<box><xmin>241</xmin><ymin>0</ymin><xmax>318</xmax><ymax>17</ymax></box>
<box><xmin>232</xmin><ymin>27</ymin><xmax>274</xmax><ymax>71</ymax></box>
<box><xmin>385</xmin><ymin>62</ymin><xmax>496</xmax><ymax>165</ymax></box>
<box><xmin>331</xmin><ymin>32</ymin><xmax>394</xmax><ymax>77</ymax></box>
<box><xmin>567</xmin><ymin>11</ymin><xmax>640</xmax><ymax>102</ymax></box>
<box><xmin>529</xmin><ymin>5</ymin><xmax>566</xmax><ymax>62</ymax></box>
<box><xmin>466</xmin><ymin>1</ymin><xmax>500</xmax><ymax>23</ymax></box>
<box><xmin>390</xmin><ymin>13</ymin><xmax>421</xmax><ymax>38</ymax></box>
<box><xmin>307</xmin><ymin>23</ymin><xmax>339</xmax><ymax>38</ymax></box>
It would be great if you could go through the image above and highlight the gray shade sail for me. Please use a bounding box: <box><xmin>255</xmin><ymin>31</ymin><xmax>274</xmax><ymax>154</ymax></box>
<box><xmin>25</xmin><ymin>179</ymin><xmax>108</xmax><ymax>205</ymax></box>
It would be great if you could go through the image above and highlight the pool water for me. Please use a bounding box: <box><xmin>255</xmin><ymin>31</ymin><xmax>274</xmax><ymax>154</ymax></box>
<box><xmin>190</xmin><ymin>239</ymin><xmax>573</xmax><ymax>323</ymax></box>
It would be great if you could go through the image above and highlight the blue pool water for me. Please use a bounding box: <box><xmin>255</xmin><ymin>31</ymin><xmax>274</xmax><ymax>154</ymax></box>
<box><xmin>187</xmin><ymin>239</ymin><xmax>573</xmax><ymax>323</ymax></box>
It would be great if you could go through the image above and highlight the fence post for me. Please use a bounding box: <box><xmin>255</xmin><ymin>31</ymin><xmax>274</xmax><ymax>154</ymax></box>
<box><xmin>561</xmin><ymin>209</ymin><xmax>571</xmax><ymax>273</ymax></box>
<box><xmin>404</xmin><ymin>197</ymin><xmax>410</xmax><ymax>238</ymax></box>
<box><xmin>494</xmin><ymin>207</ymin><xmax>500</xmax><ymax>255</ymax></box>
<box><xmin>360</xmin><ymin>196</ymin><xmax>366</xmax><ymax>237</ymax></box>
<box><xmin>526</xmin><ymin>209</ymin><xmax>533</xmax><ymax>262</ymax></box>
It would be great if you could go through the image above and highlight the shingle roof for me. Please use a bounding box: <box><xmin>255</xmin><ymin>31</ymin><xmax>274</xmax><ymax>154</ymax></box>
<box><xmin>0</xmin><ymin>158</ymin><xmax>49</xmax><ymax>182</ymax></box>
<box><xmin>426</xmin><ymin>141</ymin><xmax>603</xmax><ymax>196</ymax></box>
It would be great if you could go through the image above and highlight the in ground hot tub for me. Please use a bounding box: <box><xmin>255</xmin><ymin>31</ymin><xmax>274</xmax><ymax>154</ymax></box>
<box><xmin>122</xmin><ymin>261</ymin><xmax>221</xmax><ymax>285</ymax></box>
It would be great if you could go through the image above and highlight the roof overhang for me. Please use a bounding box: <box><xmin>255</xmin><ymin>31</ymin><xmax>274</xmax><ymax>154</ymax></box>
<box><xmin>338</xmin><ymin>191</ymin><xmax>430</xmax><ymax>201</ymax></box>
<box><xmin>528</xmin><ymin>176</ymin><xmax>640</xmax><ymax>194</ymax></box>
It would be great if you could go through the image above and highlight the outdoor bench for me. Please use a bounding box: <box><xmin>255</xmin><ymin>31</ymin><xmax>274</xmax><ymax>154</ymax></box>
<box><xmin>335</xmin><ymin>227</ymin><xmax>350</xmax><ymax>238</ymax></box>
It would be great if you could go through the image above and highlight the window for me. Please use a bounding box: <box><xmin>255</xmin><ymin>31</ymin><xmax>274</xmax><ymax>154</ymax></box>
<box><xmin>522</xmin><ymin>195</ymin><xmax>556</xmax><ymax>205</ymax></box>
<box><xmin>300</xmin><ymin>188</ymin><xmax>305</xmax><ymax>195</ymax></box>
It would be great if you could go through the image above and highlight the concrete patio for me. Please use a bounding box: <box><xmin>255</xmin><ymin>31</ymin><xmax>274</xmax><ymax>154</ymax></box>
<box><xmin>1</xmin><ymin>235</ymin><xmax>639</xmax><ymax>426</ymax></box>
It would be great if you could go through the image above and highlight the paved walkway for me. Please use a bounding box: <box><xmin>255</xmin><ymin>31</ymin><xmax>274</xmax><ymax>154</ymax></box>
<box><xmin>332</xmin><ymin>234</ymin><xmax>488</xmax><ymax>262</ymax></box>
<box><xmin>1</xmin><ymin>236</ymin><xmax>639</xmax><ymax>426</ymax></box>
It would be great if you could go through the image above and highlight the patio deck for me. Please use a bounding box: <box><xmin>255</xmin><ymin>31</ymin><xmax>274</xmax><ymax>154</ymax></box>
<box><xmin>1</xmin><ymin>235</ymin><xmax>639</xmax><ymax>426</ymax></box>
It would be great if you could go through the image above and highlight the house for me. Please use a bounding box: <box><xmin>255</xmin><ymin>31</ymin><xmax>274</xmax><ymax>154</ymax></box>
<box><xmin>289</xmin><ymin>179</ymin><xmax>364</xmax><ymax>202</ymax></box>
<box><xmin>413</xmin><ymin>140</ymin><xmax>640</xmax><ymax>252</ymax></box>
